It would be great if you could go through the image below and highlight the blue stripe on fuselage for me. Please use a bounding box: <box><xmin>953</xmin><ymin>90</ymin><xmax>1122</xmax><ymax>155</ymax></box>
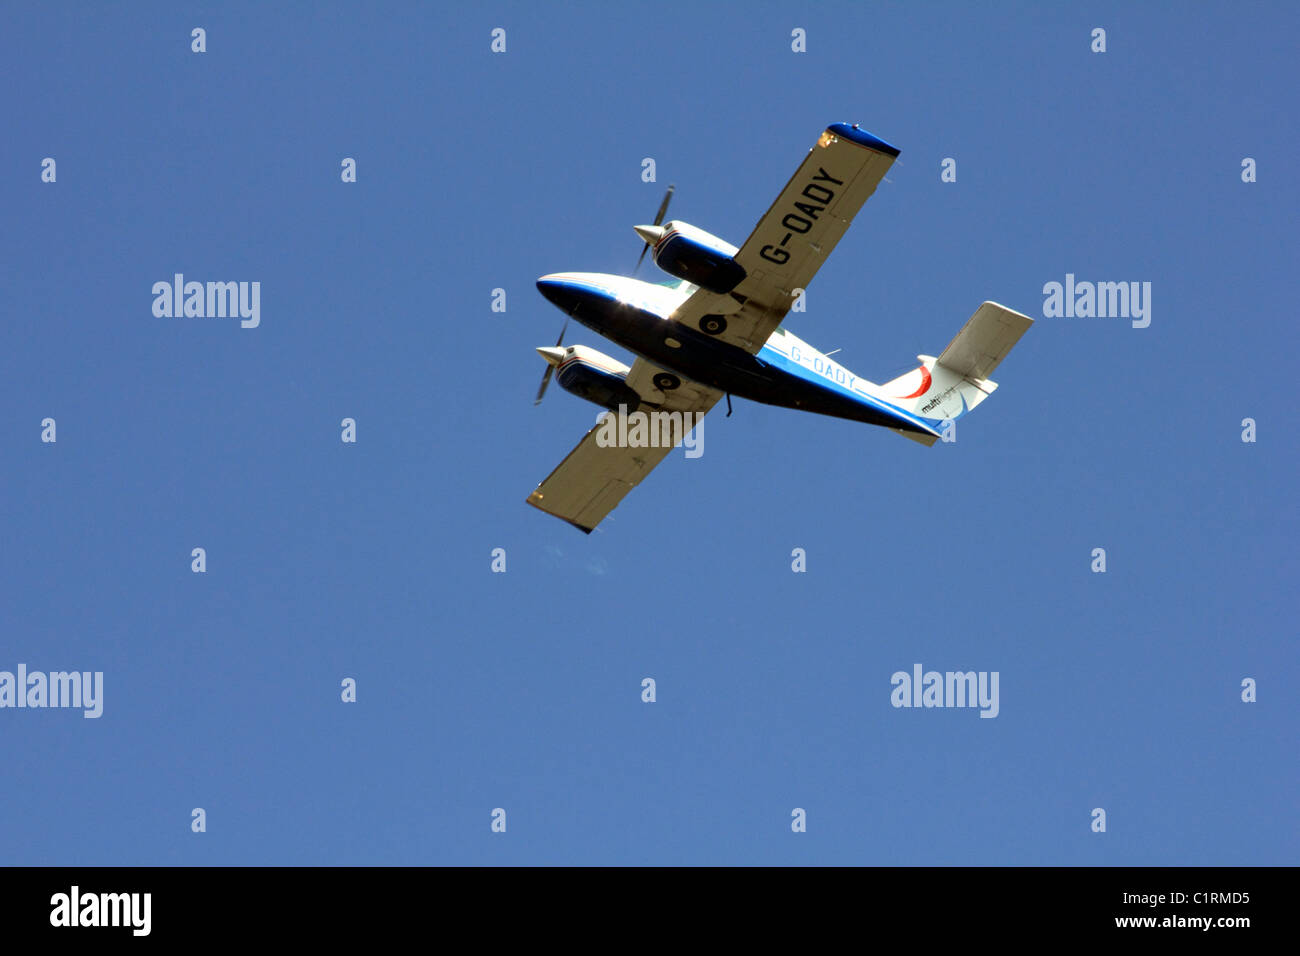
<box><xmin>757</xmin><ymin>343</ymin><xmax>940</xmax><ymax>434</ymax></box>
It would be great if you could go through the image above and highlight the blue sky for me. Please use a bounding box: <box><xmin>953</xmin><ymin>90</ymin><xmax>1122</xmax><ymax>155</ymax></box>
<box><xmin>2</xmin><ymin>2</ymin><xmax>1295</xmax><ymax>865</ymax></box>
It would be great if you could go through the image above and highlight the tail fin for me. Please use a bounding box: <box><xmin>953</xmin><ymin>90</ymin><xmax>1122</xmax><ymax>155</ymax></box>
<box><xmin>879</xmin><ymin>302</ymin><xmax>1033</xmax><ymax>443</ymax></box>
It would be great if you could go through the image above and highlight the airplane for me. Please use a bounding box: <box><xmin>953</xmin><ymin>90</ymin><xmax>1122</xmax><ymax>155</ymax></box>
<box><xmin>528</xmin><ymin>122</ymin><xmax>1033</xmax><ymax>533</ymax></box>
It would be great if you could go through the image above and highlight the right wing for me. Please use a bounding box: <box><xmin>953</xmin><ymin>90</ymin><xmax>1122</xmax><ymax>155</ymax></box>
<box><xmin>526</xmin><ymin>361</ymin><xmax>721</xmax><ymax>533</ymax></box>
<box><xmin>671</xmin><ymin>123</ymin><xmax>901</xmax><ymax>353</ymax></box>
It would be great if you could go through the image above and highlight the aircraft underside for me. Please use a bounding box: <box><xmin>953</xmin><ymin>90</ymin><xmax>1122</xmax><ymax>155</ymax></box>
<box><xmin>539</xmin><ymin>282</ymin><xmax>933</xmax><ymax>434</ymax></box>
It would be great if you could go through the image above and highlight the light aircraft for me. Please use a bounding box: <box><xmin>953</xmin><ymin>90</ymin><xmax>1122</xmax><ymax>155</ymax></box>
<box><xmin>529</xmin><ymin>123</ymin><xmax>1033</xmax><ymax>533</ymax></box>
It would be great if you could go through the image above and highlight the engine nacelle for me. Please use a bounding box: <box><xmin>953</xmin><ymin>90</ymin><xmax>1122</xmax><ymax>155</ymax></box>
<box><xmin>539</xmin><ymin>344</ymin><xmax>642</xmax><ymax>413</ymax></box>
<box><xmin>635</xmin><ymin>220</ymin><xmax>747</xmax><ymax>294</ymax></box>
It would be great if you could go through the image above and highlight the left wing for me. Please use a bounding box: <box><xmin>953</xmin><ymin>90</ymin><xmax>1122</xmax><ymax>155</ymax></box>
<box><xmin>675</xmin><ymin>123</ymin><xmax>900</xmax><ymax>353</ymax></box>
<box><xmin>526</xmin><ymin>360</ymin><xmax>721</xmax><ymax>533</ymax></box>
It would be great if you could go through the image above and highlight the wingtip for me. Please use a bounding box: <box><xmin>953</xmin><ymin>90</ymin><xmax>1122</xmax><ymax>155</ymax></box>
<box><xmin>826</xmin><ymin>122</ymin><xmax>901</xmax><ymax>157</ymax></box>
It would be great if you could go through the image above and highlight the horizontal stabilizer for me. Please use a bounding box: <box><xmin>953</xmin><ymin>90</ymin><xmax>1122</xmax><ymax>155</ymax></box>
<box><xmin>936</xmin><ymin>302</ymin><xmax>1034</xmax><ymax>382</ymax></box>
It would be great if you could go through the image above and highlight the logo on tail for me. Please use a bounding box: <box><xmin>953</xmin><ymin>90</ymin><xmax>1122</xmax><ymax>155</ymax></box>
<box><xmin>892</xmin><ymin>364</ymin><xmax>931</xmax><ymax>399</ymax></box>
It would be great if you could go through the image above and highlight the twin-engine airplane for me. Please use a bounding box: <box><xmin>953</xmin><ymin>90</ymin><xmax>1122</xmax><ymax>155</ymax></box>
<box><xmin>528</xmin><ymin>123</ymin><xmax>1033</xmax><ymax>533</ymax></box>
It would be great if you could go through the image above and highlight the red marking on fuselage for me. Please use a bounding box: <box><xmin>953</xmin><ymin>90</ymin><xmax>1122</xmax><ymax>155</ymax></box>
<box><xmin>895</xmin><ymin>364</ymin><xmax>931</xmax><ymax>399</ymax></box>
<box><xmin>559</xmin><ymin>356</ymin><xmax>627</xmax><ymax>378</ymax></box>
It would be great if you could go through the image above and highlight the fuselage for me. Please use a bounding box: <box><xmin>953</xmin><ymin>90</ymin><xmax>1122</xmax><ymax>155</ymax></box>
<box><xmin>536</xmin><ymin>272</ymin><xmax>942</xmax><ymax>437</ymax></box>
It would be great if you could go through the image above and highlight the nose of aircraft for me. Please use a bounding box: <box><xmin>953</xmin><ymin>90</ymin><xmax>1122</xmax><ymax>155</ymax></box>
<box><xmin>536</xmin><ymin>274</ymin><xmax>574</xmax><ymax>312</ymax></box>
<box><xmin>538</xmin><ymin>273</ymin><xmax>611</xmax><ymax>318</ymax></box>
<box><xmin>536</xmin><ymin>346</ymin><xmax>566</xmax><ymax>366</ymax></box>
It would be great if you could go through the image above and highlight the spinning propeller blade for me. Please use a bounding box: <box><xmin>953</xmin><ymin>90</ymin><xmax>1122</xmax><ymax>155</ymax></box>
<box><xmin>533</xmin><ymin>315</ymin><xmax>569</xmax><ymax>405</ymax></box>
<box><xmin>634</xmin><ymin>184</ymin><xmax>674</xmax><ymax>273</ymax></box>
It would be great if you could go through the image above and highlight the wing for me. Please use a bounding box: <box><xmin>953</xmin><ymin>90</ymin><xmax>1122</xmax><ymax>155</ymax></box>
<box><xmin>526</xmin><ymin>360</ymin><xmax>722</xmax><ymax>533</ymax></box>
<box><xmin>675</xmin><ymin>123</ymin><xmax>900</xmax><ymax>353</ymax></box>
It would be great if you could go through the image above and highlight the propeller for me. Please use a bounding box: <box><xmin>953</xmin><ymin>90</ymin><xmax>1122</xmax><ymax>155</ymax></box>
<box><xmin>634</xmin><ymin>184</ymin><xmax>675</xmax><ymax>273</ymax></box>
<box><xmin>533</xmin><ymin>315</ymin><xmax>569</xmax><ymax>406</ymax></box>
